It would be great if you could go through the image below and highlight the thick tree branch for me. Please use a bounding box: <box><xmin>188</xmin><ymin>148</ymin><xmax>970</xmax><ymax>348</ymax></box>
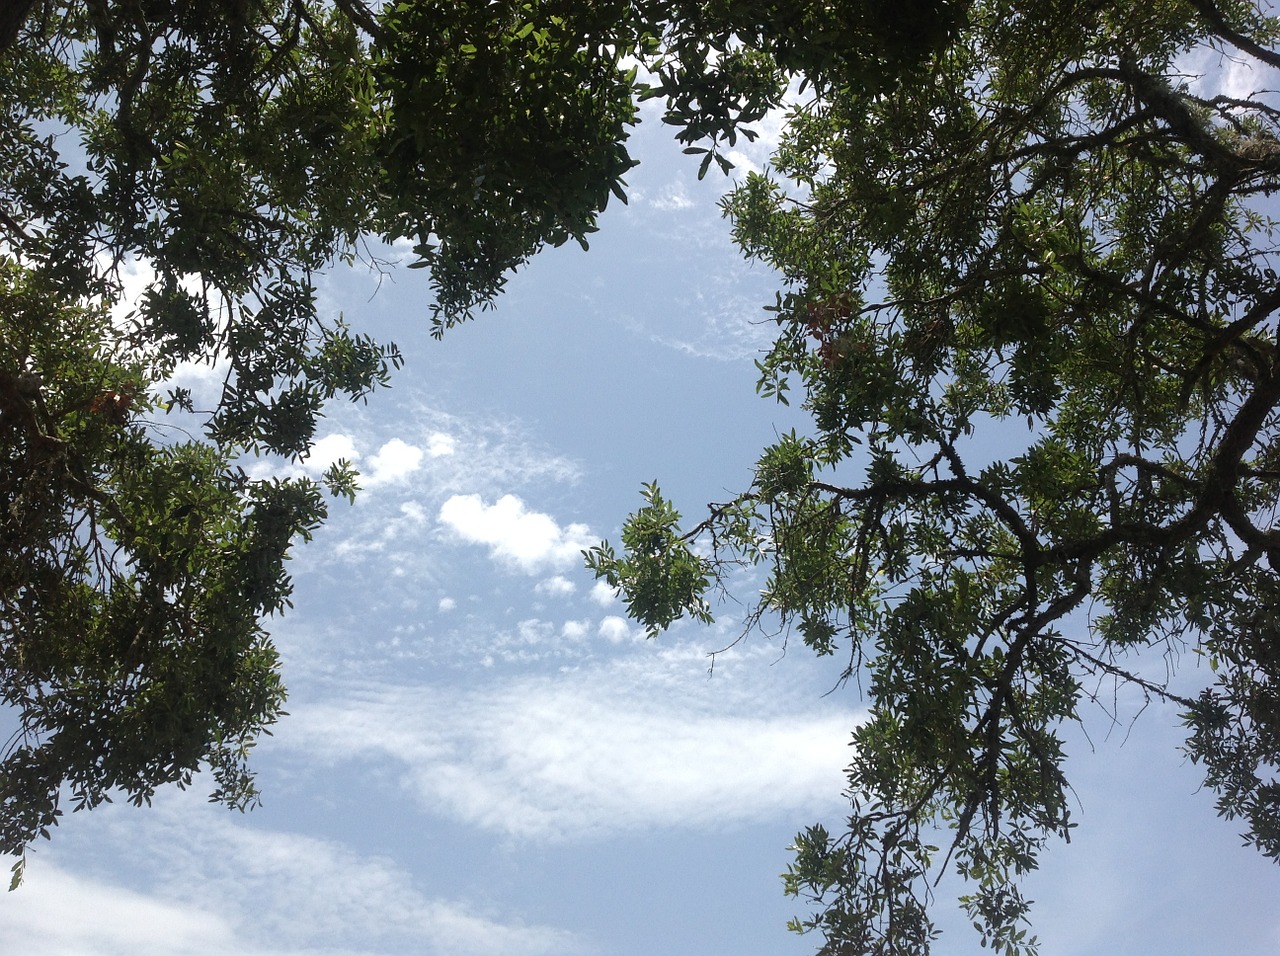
<box><xmin>1186</xmin><ymin>0</ymin><xmax>1280</xmax><ymax>71</ymax></box>
<box><xmin>331</xmin><ymin>0</ymin><xmax>384</xmax><ymax>43</ymax></box>
<box><xmin>0</xmin><ymin>0</ymin><xmax>38</xmax><ymax>54</ymax></box>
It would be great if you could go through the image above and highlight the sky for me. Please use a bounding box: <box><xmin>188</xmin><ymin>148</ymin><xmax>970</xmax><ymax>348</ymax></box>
<box><xmin>4</xmin><ymin>50</ymin><xmax>1280</xmax><ymax>956</ymax></box>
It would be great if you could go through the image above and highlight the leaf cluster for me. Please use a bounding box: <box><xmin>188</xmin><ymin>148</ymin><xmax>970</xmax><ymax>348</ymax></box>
<box><xmin>4</xmin><ymin>0</ymin><xmax>927</xmax><ymax>869</ymax></box>
<box><xmin>0</xmin><ymin>260</ymin><xmax>305</xmax><ymax>885</ymax></box>
<box><xmin>585</xmin><ymin>483</ymin><xmax>713</xmax><ymax>638</ymax></box>
<box><xmin>592</xmin><ymin>0</ymin><xmax>1280</xmax><ymax>952</ymax></box>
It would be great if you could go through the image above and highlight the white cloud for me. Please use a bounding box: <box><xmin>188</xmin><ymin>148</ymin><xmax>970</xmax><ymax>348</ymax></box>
<box><xmin>725</xmin><ymin>148</ymin><xmax>762</xmax><ymax>178</ymax></box>
<box><xmin>7</xmin><ymin>808</ymin><xmax>579</xmax><ymax>956</ymax></box>
<box><xmin>303</xmin><ymin>432</ymin><xmax>360</xmax><ymax>471</ymax></box>
<box><xmin>438</xmin><ymin>494</ymin><xmax>593</xmax><ymax>573</ymax></box>
<box><xmin>536</xmin><ymin>575</ymin><xmax>577</xmax><ymax>596</ymax></box>
<box><xmin>589</xmin><ymin>581</ymin><xmax>618</xmax><ymax>607</ymax></box>
<box><xmin>255</xmin><ymin>432</ymin><xmax>425</xmax><ymax>490</ymax></box>
<box><xmin>515</xmin><ymin>618</ymin><xmax>553</xmax><ymax>646</ymax></box>
<box><xmin>439</xmin><ymin>597</ymin><xmax>457</xmax><ymax>612</ymax></box>
<box><xmin>366</xmin><ymin>438</ymin><xmax>425</xmax><ymax>485</ymax></box>
<box><xmin>387</xmin><ymin>403</ymin><xmax>583</xmax><ymax>498</ymax></box>
<box><xmin>643</xmin><ymin>260</ymin><xmax>782</xmax><ymax>361</ymax></box>
<box><xmin>599</xmin><ymin>615</ymin><xmax>632</xmax><ymax>644</ymax></box>
<box><xmin>281</xmin><ymin>648</ymin><xmax>857</xmax><ymax>841</ymax></box>
<box><xmin>650</xmin><ymin>180</ymin><xmax>696</xmax><ymax>211</ymax></box>
<box><xmin>459</xmin><ymin>617</ymin><xmax>606</xmax><ymax>666</ymax></box>
<box><xmin>0</xmin><ymin>863</ymin><xmax>234</xmax><ymax>956</ymax></box>
<box><xmin>400</xmin><ymin>501</ymin><xmax>428</xmax><ymax>523</ymax></box>
<box><xmin>1180</xmin><ymin>43</ymin><xmax>1280</xmax><ymax>105</ymax></box>
<box><xmin>427</xmin><ymin>431</ymin><xmax>457</xmax><ymax>457</ymax></box>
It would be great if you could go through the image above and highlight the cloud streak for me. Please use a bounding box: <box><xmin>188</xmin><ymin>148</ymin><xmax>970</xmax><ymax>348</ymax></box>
<box><xmin>0</xmin><ymin>864</ymin><xmax>234</xmax><ymax>956</ymax></box>
<box><xmin>280</xmin><ymin>644</ymin><xmax>858</xmax><ymax>841</ymax></box>
<box><xmin>5</xmin><ymin>800</ymin><xmax>580</xmax><ymax>956</ymax></box>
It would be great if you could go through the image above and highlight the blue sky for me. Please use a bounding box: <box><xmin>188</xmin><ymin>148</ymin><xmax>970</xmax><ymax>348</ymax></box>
<box><xmin>4</xmin><ymin>56</ymin><xmax>1280</xmax><ymax>956</ymax></box>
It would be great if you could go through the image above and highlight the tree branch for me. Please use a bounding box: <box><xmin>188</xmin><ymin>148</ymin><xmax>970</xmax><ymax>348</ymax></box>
<box><xmin>1186</xmin><ymin>0</ymin><xmax>1280</xmax><ymax>71</ymax></box>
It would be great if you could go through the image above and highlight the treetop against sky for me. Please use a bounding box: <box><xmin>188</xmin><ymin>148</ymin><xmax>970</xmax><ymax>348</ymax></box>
<box><xmin>2</xmin><ymin>2</ymin><xmax>1280</xmax><ymax>955</ymax></box>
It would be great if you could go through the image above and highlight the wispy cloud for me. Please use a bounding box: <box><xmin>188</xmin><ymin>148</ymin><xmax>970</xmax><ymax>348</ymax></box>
<box><xmin>6</xmin><ymin>799</ymin><xmax>581</xmax><ymax>956</ymax></box>
<box><xmin>390</xmin><ymin>401</ymin><xmax>583</xmax><ymax>496</ymax></box>
<box><xmin>0</xmin><ymin>863</ymin><xmax>234</xmax><ymax>956</ymax></box>
<box><xmin>279</xmin><ymin>642</ymin><xmax>858</xmax><ymax>841</ymax></box>
<box><xmin>650</xmin><ymin>179</ymin><xmax>697</xmax><ymax>211</ymax></box>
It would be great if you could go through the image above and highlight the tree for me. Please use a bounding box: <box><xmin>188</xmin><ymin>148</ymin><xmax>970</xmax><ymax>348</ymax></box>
<box><xmin>0</xmin><ymin>0</ymin><xmax>639</xmax><ymax>882</ymax></box>
<box><xmin>0</xmin><ymin>0</ymin><xmax>942</xmax><ymax>885</ymax></box>
<box><xmin>588</xmin><ymin>1</ymin><xmax>1280</xmax><ymax>953</ymax></box>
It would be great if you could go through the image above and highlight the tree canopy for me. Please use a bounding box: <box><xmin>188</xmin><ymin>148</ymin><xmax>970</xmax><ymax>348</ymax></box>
<box><xmin>0</xmin><ymin>0</ymin><xmax>711</xmax><ymax>877</ymax></box>
<box><xmin>6</xmin><ymin>0</ymin><xmax>1277</xmax><ymax>951</ymax></box>
<box><xmin>588</xmin><ymin>1</ymin><xmax>1280</xmax><ymax>953</ymax></box>
<box><xmin>0</xmin><ymin>0</ymin><xmax>952</xmax><ymax>888</ymax></box>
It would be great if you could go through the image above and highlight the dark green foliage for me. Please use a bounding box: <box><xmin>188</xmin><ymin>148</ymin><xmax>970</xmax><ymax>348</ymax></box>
<box><xmin>585</xmin><ymin>483</ymin><xmax>713</xmax><ymax>638</ymax></box>
<box><xmin>0</xmin><ymin>0</ymin><xmax>955</xmax><ymax>883</ymax></box>
<box><xmin>373</xmin><ymin>0</ymin><xmax>646</xmax><ymax>323</ymax></box>
<box><xmin>14</xmin><ymin>0</ymin><xmax>1277</xmax><ymax>946</ymax></box>
<box><xmin>0</xmin><ymin>262</ymin><xmax>299</xmax><ymax>887</ymax></box>
<box><xmin>590</xmin><ymin>1</ymin><xmax>1280</xmax><ymax>952</ymax></box>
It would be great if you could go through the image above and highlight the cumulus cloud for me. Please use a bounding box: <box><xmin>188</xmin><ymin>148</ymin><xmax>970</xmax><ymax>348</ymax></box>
<box><xmin>599</xmin><ymin>615</ymin><xmax>632</xmax><ymax>644</ymax></box>
<box><xmin>535</xmin><ymin>575</ymin><xmax>577</xmax><ymax>596</ymax></box>
<box><xmin>281</xmin><ymin>432</ymin><xmax>424</xmax><ymax>489</ymax></box>
<box><xmin>279</xmin><ymin>405</ymin><xmax>588</xmax><ymax>584</ymax></box>
<box><xmin>426</xmin><ymin>431</ymin><xmax>457</xmax><ymax>457</ymax></box>
<box><xmin>438</xmin><ymin>494</ymin><xmax>593</xmax><ymax>573</ymax></box>
<box><xmin>589</xmin><ymin>581</ymin><xmax>618</xmax><ymax>607</ymax></box>
<box><xmin>303</xmin><ymin>432</ymin><xmax>360</xmax><ymax>471</ymax></box>
<box><xmin>366</xmin><ymin>438</ymin><xmax>425</xmax><ymax>485</ymax></box>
